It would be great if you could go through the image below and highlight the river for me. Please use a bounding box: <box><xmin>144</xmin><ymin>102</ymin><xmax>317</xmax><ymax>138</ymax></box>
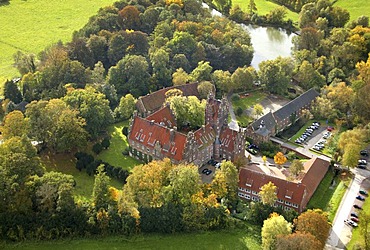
<box><xmin>205</xmin><ymin>5</ymin><xmax>296</xmax><ymax>69</ymax></box>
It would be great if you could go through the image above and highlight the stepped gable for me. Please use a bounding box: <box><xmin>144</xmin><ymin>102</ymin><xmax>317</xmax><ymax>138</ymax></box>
<box><xmin>129</xmin><ymin>116</ymin><xmax>187</xmax><ymax>161</ymax></box>
<box><xmin>273</xmin><ymin>88</ymin><xmax>319</xmax><ymax>123</ymax></box>
<box><xmin>146</xmin><ymin>106</ymin><xmax>176</xmax><ymax>128</ymax></box>
<box><xmin>137</xmin><ymin>82</ymin><xmax>200</xmax><ymax>115</ymax></box>
<box><xmin>239</xmin><ymin>168</ymin><xmax>307</xmax><ymax>206</ymax></box>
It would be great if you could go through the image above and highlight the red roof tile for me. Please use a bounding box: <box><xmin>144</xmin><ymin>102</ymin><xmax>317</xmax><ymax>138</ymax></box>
<box><xmin>129</xmin><ymin>116</ymin><xmax>187</xmax><ymax>161</ymax></box>
<box><xmin>239</xmin><ymin>168</ymin><xmax>307</xmax><ymax>207</ymax></box>
<box><xmin>138</xmin><ymin>82</ymin><xmax>200</xmax><ymax>114</ymax></box>
<box><xmin>220</xmin><ymin>127</ymin><xmax>238</xmax><ymax>152</ymax></box>
<box><xmin>194</xmin><ymin>124</ymin><xmax>216</xmax><ymax>149</ymax></box>
<box><xmin>146</xmin><ymin>106</ymin><xmax>176</xmax><ymax>128</ymax></box>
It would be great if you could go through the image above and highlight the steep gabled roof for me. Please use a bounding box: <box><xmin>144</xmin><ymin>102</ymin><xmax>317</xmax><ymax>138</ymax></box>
<box><xmin>146</xmin><ymin>106</ymin><xmax>176</xmax><ymax>128</ymax></box>
<box><xmin>251</xmin><ymin>111</ymin><xmax>277</xmax><ymax>132</ymax></box>
<box><xmin>301</xmin><ymin>157</ymin><xmax>330</xmax><ymax>201</ymax></box>
<box><xmin>129</xmin><ymin>116</ymin><xmax>187</xmax><ymax>161</ymax></box>
<box><xmin>194</xmin><ymin>124</ymin><xmax>216</xmax><ymax>149</ymax></box>
<box><xmin>220</xmin><ymin>127</ymin><xmax>240</xmax><ymax>153</ymax></box>
<box><xmin>239</xmin><ymin>168</ymin><xmax>307</xmax><ymax>206</ymax></box>
<box><xmin>273</xmin><ymin>88</ymin><xmax>319</xmax><ymax>122</ymax></box>
<box><xmin>137</xmin><ymin>82</ymin><xmax>200</xmax><ymax>114</ymax></box>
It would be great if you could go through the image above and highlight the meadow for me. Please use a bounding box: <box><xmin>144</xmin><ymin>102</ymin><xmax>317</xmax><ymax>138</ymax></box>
<box><xmin>0</xmin><ymin>0</ymin><xmax>116</xmax><ymax>91</ymax></box>
<box><xmin>333</xmin><ymin>0</ymin><xmax>370</xmax><ymax>21</ymax></box>
<box><xmin>2</xmin><ymin>227</ymin><xmax>261</xmax><ymax>250</ymax></box>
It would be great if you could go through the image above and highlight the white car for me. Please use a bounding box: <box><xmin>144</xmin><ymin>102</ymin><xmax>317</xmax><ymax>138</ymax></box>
<box><xmin>359</xmin><ymin>159</ymin><xmax>367</xmax><ymax>165</ymax></box>
<box><xmin>323</xmin><ymin>131</ymin><xmax>331</xmax><ymax>139</ymax></box>
<box><xmin>345</xmin><ymin>219</ymin><xmax>358</xmax><ymax>227</ymax></box>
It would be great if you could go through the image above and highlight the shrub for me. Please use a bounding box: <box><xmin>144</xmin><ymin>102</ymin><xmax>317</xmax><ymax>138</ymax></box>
<box><xmin>231</xmin><ymin>93</ymin><xmax>240</xmax><ymax>102</ymax></box>
<box><xmin>92</xmin><ymin>143</ymin><xmax>103</xmax><ymax>154</ymax></box>
<box><xmin>101</xmin><ymin>137</ymin><xmax>110</xmax><ymax>149</ymax></box>
<box><xmin>236</xmin><ymin>107</ymin><xmax>243</xmax><ymax>116</ymax></box>
<box><xmin>122</xmin><ymin>127</ymin><xmax>128</xmax><ymax>136</ymax></box>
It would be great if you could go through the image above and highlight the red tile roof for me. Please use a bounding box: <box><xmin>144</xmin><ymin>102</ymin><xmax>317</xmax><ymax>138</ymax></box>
<box><xmin>220</xmin><ymin>127</ymin><xmax>239</xmax><ymax>152</ymax></box>
<box><xmin>146</xmin><ymin>106</ymin><xmax>176</xmax><ymax>128</ymax></box>
<box><xmin>194</xmin><ymin>124</ymin><xmax>216</xmax><ymax>149</ymax></box>
<box><xmin>129</xmin><ymin>116</ymin><xmax>187</xmax><ymax>161</ymax></box>
<box><xmin>138</xmin><ymin>82</ymin><xmax>200</xmax><ymax>114</ymax></box>
<box><xmin>239</xmin><ymin>168</ymin><xmax>307</xmax><ymax>207</ymax></box>
<box><xmin>301</xmin><ymin>157</ymin><xmax>330</xmax><ymax>201</ymax></box>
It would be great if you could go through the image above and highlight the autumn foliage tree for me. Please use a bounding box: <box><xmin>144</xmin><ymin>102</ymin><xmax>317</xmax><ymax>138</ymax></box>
<box><xmin>0</xmin><ymin>110</ymin><xmax>29</xmax><ymax>139</ymax></box>
<box><xmin>276</xmin><ymin>231</ymin><xmax>322</xmax><ymax>250</ymax></box>
<box><xmin>261</xmin><ymin>213</ymin><xmax>292</xmax><ymax>250</ymax></box>
<box><xmin>289</xmin><ymin>160</ymin><xmax>304</xmax><ymax>177</ymax></box>
<box><xmin>274</xmin><ymin>152</ymin><xmax>287</xmax><ymax>167</ymax></box>
<box><xmin>259</xmin><ymin>181</ymin><xmax>277</xmax><ymax>206</ymax></box>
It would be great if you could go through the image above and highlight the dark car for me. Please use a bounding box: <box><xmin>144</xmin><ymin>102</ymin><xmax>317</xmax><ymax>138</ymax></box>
<box><xmin>356</xmin><ymin>195</ymin><xmax>366</xmax><ymax>201</ymax></box>
<box><xmin>351</xmin><ymin>212</ymin><xmax>359</xmax><ymax>218</ymax></box>
<box><xmin>202</xmin><ymin>168</ymin><xmax>209</xmax><ymax>174</ymax></box>
<box><xmin>354</xmin><ymin>204</ymin><xmax>363</xmax><ymax>209</ymax></box>
<box><xmin>248</xmin><ymin>144</ymin><xmax>259</xmax><ymax>150</ymax></box>
<box><xmin>351</xmin><ymin>217</ymin><xmax>359</xmax><ymax>223</ymax></box>
<box><xmin>205</xmin><ymin>170</ymin><xmax>213</xmax><ymax>175</ymax></box>
<box><xmin>357</xmin><ymin>165</ymin><xmax>367</xmax><ymax>169</ymax></box>
<box><xmin>361</xmin><ymin>150</ymin><xmax>369</xmax><ymax>157</ymax></box>
<box><xmin>360</xmin><ymin>190</ymin><xmax>368</xmax><ymax>195</ymax></box>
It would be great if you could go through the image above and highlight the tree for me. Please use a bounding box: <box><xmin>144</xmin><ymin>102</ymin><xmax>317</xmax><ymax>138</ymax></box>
<box><xmin>190</xmin><ymin>61</ymin><xmax>213</xmax><ymax>82</ymax></box>
<box><xmin>118</xmin><ymin>5</ymin><xmax>141</xmax><ymax>30</ymax></box>
<box><xmin>168</xmin><ymin>95</ymin><xmax>206</xmax><ymax>129</ymax></box>
<box><xmin>262</xmin><ymin>156</ymin><xmax>267</xmax><ymax>165</ymax></box>
<box><xmin>252</xmin><ymin>104</ymin><xmax>264</xmax><ymax>118</ymax></box>
<box><xmin>93</xmin><ymin>165</ymin><xmax>111</xmax><ymax>211</ymax></box>
<box><xmin>1</xmin><ymin>110</ymin><xmax>29</xmax><ymax>139</ymax></box>
<box><xmin>266</xmin><ymin>7</ymin><xmax>287</xmax><ymax>25</ymax></box>
<box><xmin>247</xmin><ymin>0</ymin><xmax>257</xmax><ymax>15</ymax></box>
<box><xmin>63</xmin><ymin>86</ymin><xmax>113</xmax><ymax>138</ymax></box>
<box><xmin>231</xmin><ymin>67</ymin><xmax>255</xmax><ymax>91</ymax></box>
<box><xmin>150</xmin><ymin>48</ymin><xmax>172</xmax><ymax>88</ymax></box>
<box><xmin>289</xmin><ymin>160</ymin><xmax>304</xmax><ymax>177</ymax></box>
<box><xmin>259</xmin><ymin>182</ymin><xmax>277</xmax><ymax>206</ymax></box>
<box><xmin>310</xmin><ymin>96</ymin><xmax>338</xmax><ymax>122</ymax></box>
<box><xmin>4</xmin><ymin>79</ymin><xmax>22</xmax><ymax>103</ymax></box>
<box><xmin>359</xmin><ymin>211</ymin><xmax>370</xmax><ymax>250</ymax></box>
<box><xmin>26</xmin><ymin>99</ymin><xmax>88</xmax><ymax>152</ymax></box>
<box><xmin>172</xmin><ymin>68</ymin><xmax>190</xmax><ymax>86</ymax></box>
<box><xmin>212</xmin><ymin>70</ymin><xmax>232</xmax><ymax>93</ymax></box>
<box><xmin>276</xmin><ymin>232</ymin><xmax>322</xmax><ymax>250</ymax></box>
<box><xmin>197</xmin><ymin>81</ymin><xmax>214</xmax><ymax>99</ymax></box>
<box><xmin>295</xmin><ymin>209</ymin><xmax>331</xmax><ymax>248</ymax></box>
<box><xmin>13</xmin><ymin>51</ymin><xmax>37</xmax><ymax>75</ymax></box>
<box><xmin>213</xmin><ymin>0</ymin><xmax>232</xmax><ymax>14</ymax></box>
<box><xmin>211</xmin><ymin>161</ymin><xmax>238</xmax><ymax>206</ymax></box>
<box><xmin>114</xmin><ymin>94</ymin><xmax>137</xmax><ymax>121</ymax></box>
<box><xmin>261</xmin><ymin>213</ymin><xmax>292</xmax><ymax>250</ymax></box>
<box><xmin>274</xmin><ymin>152</ymin><xmax>287</xmax><ymax>167</ymax></box>
<box><xmin>342</xmin><ymin>143</ymin><xmax>362</xmax><ymax>168</ymax></box>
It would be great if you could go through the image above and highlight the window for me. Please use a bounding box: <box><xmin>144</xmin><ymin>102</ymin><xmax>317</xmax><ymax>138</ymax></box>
<box><xmin>245</xmin><ymin>195</ymin><xmax>250</xmax><ymax>200</ymax></box>
<box><xmin>278</xmin><ymin>199</ymin><xmax>284</xmax><ymax>203</ymax></box>
<box><xmin>246</xmin><ymin>189</ymin><xmax>251</xmax><ymax>193</ymax></box>
<box><xmin>238</xmin><ymin>192</ymin><xmax>245</xmax><ymax>198</ymax></box>
<box><xmin>252</xmin><ymin>191</ymin><xmax>258</xmax><ymax>195</ymax></box>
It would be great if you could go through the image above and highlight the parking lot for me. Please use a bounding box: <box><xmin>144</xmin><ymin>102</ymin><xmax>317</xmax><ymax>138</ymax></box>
<box><xmin>198</xmin><ymin>162</ymin><xmax>218</xmax><ymax>183</ymax></box>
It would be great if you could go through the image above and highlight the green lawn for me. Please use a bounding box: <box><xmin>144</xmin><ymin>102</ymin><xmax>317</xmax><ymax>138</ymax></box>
<box><xmin>41</xmin><ymin>152</ymin><xmax>124</xmax><ymax>202</ymax></box>
<box><xmin>334</xmin><ymin>0</ymin><xmax>370</xmax><ymax>21</ymax></box>
<box><xmin>0</xmin><ymin>0</ymin><xmax>117</xmax><ymax>91</ymax></box>
<box><xmin>97</xmin><ymin>121</ymin><xmax>142</xmax><ymax>171</ymax></box>
<box><xmin>307</xmin><ymin>170</ymin><xmax>350</xmax><ymax>222</ymax></box>
<box><xmin>232</xmin><ymin>92</ymin><xmax>267</xmax><ymax>111</ymax></box>
<box><xmin>232</xmin><ymin>0</ymin><xmax>299</xmax><ymax>23</ymax></box>
<box><xmin>2</xmin><ymin>227</ymin><xmax>261</xmax><ymax>250</ymax></box>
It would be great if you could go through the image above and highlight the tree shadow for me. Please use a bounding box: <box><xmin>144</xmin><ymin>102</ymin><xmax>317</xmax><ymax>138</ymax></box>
<box><xmin>0</xmin><ymin>1</ymin><xmax>10</xmax><ymax>7</ymax></box>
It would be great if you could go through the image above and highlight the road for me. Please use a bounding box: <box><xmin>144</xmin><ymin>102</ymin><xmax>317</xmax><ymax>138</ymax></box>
<box><xmin>227</xmin><ymin>95</ymin><xmax>239</xmax><ymax>131</ymax></box>
<box><xmin>326</xmin><ymin>166</ymin><xmax>370</xmax><ymax>249</ymax></box>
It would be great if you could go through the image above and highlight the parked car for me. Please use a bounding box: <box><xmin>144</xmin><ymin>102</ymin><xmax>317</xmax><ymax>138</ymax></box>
<box><xmin>345</xmin><ymin>219</ymin><xmax>358</xmax><ymax>227</ymax></box>
<box><xmin>351</xmin><ymin>217</ymin><xmax>359</xmax><ymax>223</ymax></box>
<box><xmin>247</xmin><ymin>148</ymin><xmax>257</xmax><ymax>155</ymax></box>
<box><xmin>351</xmin><ymin>212</ymin><xmax>359</xmax><ymax>218</ymax></box>
<box><xmin>358</xmin><ymin>159</ymin><xmax>367</xmax><ymax>165</ymax></box>
<box><xmin>205</xmin><ymin>170</ymin><xmax>212</xmax><ymax>175</ymax></box>
<box><xmin>357</xmin><ymin>165</ymin><xmax>367</xmax><ymax>169</ymax></box>
<box><xmin>202</xmin><ymin>168</ymin><xmax>209</xmax><ymax>174</ymax></box>
<box><xmin>215</xmin><ymin>163</ymin><xmax>221</xmax><ymax>169</ymax></box>
<box><xmin>356</xmin><ymin>195</ymin><xmax>366</xmax><ymax>201</ymax></box>
<box><xmin>313</xmin><ymin>145</ymin><xmax>323</xmax><ymax>151</ymax></box>
<box><xmin>248</xmin><ymin>144</ymin><xmax>259</xmax><ymax>150</ymax></box>
<box><xmin>360</xmin><ymin>150</ymin><xmax>369</xmax><ymax>157</ymax></box>
<box><xmin>327</xmin><ymin>126</ymin><xmax>334</xmax><ymax>131</ymax></box>
<box><xmin>354</xmin><ymin>204</ymin><xmax>363</xmax><ymax>209</ymax></box>
<box><xmin>360</xmin><ymin>190</ymin><xmax>368</xmax><ymax>195</ymax></box>
<box><xmin>323</xmin><ymin>131</ymin><xmax>331</xmax><ymax>139</ymax></box>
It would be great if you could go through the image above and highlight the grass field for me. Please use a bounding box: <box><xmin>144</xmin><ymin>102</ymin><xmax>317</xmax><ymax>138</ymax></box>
<box><xmin>307</xmin><ymin>169</ymin><xmax>350</xmax><ymax>222</ymax></box>
<box><xmin>41</xmin><ymin>152</ymin><xmax>124</xmax><ymax>201</ymax></box>
<box><xmin>0</xmin><ymin>0</ymin><xmax>117</xmax><ymax>90</ymax></box>
<box><xmin>2</xmin><ymin>227</ymin><xmax>261</xmax><ymax>250</ymax></box>
<box><xmin>232</xmin><ymin>0</ymin><xmax>299</xmax><ymax>22</ymax></box>
<box><xmin>232</xmin><ymin>92</ymin><xmax>267</xmax><ymax>127</ymax></box>
<box><xmin>334</xmin><ymin>0</ymin><xmax>370</xmax><ymax>21</ymax></box>
<box><xmin>97</xmin><ymin>121</ymin><xmax>142</xmax><ymax>171</ymax></box>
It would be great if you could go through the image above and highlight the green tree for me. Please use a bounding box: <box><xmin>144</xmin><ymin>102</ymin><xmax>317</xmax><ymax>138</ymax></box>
<box><xmin>247</xmin><ymin>0</ymin><xmax>257</xmax><ymax>15</ymax></box>
<box><xmin>252</xmin><ymin>104</ymin><xmax>264</xmax><ymax>118</ymax></box>
<box><xmin>211</xmin><ymin>161</ymin><xmax>238</xmax><ymax>206</ymax></box>
<box><xmin>114</xmin><ymin>94</ymin><xmax>137</xmax><ymax>121</ymax></box>
<box><xmin>63</xmin><ymin>86</ymin><xmax>113</xmax><ymax>138</ymax></box>
<box><xmin>197</xmin><ymin>81</ymin><xmax>214</xmax><ymax>99</ymax></box>
<box><xmin>266</xmin><ymin>7</ymin><xmax>287</xmax><ymax>25</ymax></box>
<box><xmin>93</xmin><ymin>165</ymin><xmax>111</xmax><ymax>211</ymax></box>
<box><xmin>231</xmin><ymin>66</ymin><xmax>255</xmax><ymax>91</ymax></box>
<box><xmin>150</xmin><ymin>48</ymin><xmax>172</xmax><ymax>88</ymax></box>
<box><xmin>4</xmin><ymin>80</ymin><xmax>22</xmax><ymax>103</ymax></box>
<box><xmin>1</xmin><ymin>110</ymin><xmax>29</xmax><ymax>139</ymax></box>
<box><xmin>212</xmin><ymin>70</ymin><xmax>232</xmax><ymax>94</ymax></box>
<box><xmin>172</xmin><ymin>68</ymin><xmax>190</xmax><ymax>86</ymax></box>
<box><xmin>259</xmin><ymin>182</ymin><xmax>277</xmax><ymax>206</ymax></box>
<box><xmin>290</xmin><ymin>160</ymin><xmax>304</xmax><ymax>177</ymax></box>
<box><xmin>13</xmin><ymin>51</ymin><xmax>37</xmax><ymax>75</ymax></box>
<box><xmin>214</xmin><ymin>0</ymin><xmax>232</xmax><ymax>14</ymax></box>
<box><xmin>190</xmin><ymin>61</ymin><xmax>213</xmax><ymax>82</ymax></box>
<box><xmin>262</xmin><ymin>213</ymin><xmax>292</xmax><ymax>250</ymax></box>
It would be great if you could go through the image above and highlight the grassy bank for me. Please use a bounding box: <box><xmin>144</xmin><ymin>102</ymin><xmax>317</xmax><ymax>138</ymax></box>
<box><xmin>2</xmin><ymin>227</ymin><xmax>261</xmax><ymax>250</ymax></box>
<box><xmin>333</xmin><ymin>0</ymin><xmax>370</xmax><ymax>21</ymax></box>
<box><xmin>0</xmin><ymin>0</ymin><xmax>116</xmax><ymax>88</ymax></box>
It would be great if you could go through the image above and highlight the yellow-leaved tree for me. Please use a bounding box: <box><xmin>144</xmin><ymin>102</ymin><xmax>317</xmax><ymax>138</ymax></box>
<box><xmin>274</xmin><ymin>152</ymin><xmax>287</xmax><ymax>167</ymax></box>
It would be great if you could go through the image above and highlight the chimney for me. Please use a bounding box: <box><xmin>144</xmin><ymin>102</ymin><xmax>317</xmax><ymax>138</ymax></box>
<box><xmin>170</xmin><ymin>129</ymin><xmax>175</xmax><ymax>142</ymax></box>
<box><xmin>150</xmin><ymin>120</ymin><xmax>154</xmax><ymax>125</ymax></box>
